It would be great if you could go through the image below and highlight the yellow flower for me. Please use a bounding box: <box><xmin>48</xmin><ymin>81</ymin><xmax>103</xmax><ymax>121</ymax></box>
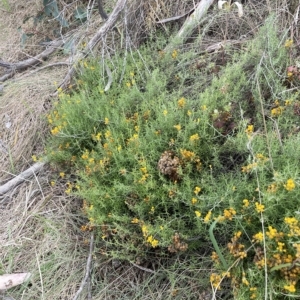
<box><xmin>59</xmin><ymin>172</ymin><xmax>65</xmax><ymax>178</ymax></box>
<box><xmin>223</xmin><ymin>208</ymin><xmax>236</xmax><ymax>220</ymax></box>
<box><xmin>242</xmin><ymin>199</ymin><xmax>249</xmax><ymax>208</ymax></box>
<box><xmin>104</xmin><ymin>130</ymin><xmax>111</xmax><ymax>138</ymax></box>
<box><xmin>211</xmin><ymin>251</ymin><xmax>219</xmax><ymax>262</ymax></box>
<box><xmin>204</xmin><ymin>211</ymin><xmax>212</xmax><ymax>223</ymax></box>
<box><xmin>210</xmin><ymin>273</ymin><xmax>222</xmax><ymax>289</ymax></box>
<box><xmin>201</xmin><ymin>105</ymin><xmax>207</xmax><ymax>111</ymax></box>
<box><xmin>284</xmin><ymin>39</ymin><xmax>293</xmax><ymax>48</ymax></box>
<box><xmin>284</xmin><ymin>283</ymin><xmax>296</xmax><ymax>293</ymax></box>
<box><xmin>187</xmin><ymin>110</ymin><xmax>192</xmax><ymax>116</ymax></box>
<box><xmin>195</xmin><ymin>210</ymin><xmax>201</xmax><ymax>217</ymax></box>
<box><xmin>126</xmin><ymin>82</ymin><xmax>131</xmax><ymax>88</ymax></box>
<box><xmin>147</xmin><ymin>235</ymin><xmax>159</xmax><ymax>248</ymax></box>
<box><xmin>276</xmin><ymin>242</ymin><xmax>286</xmax><ymax>252</ymax></box>
<box><xmin>285</xmin><ymin>99</ymin><xmax>292</xmax><ymax>106</ymax></box>
<box><xmin>194</xmin><ymin>186</ymin><xmax>201</xmax><ymax>195</ymax></box>
<box><xmin>191</xmin><ymin>198</ymin><xmax>197</xmax><ymax>205</ymax></box>
<box><xmin>104</xmin><ymin>117</ymin><xmax>109</xmax><ymax>125</ymax></box>
<box><xmin>140</xmin><ymin>166</ymin><xmax>147</xmax><ymax>174</ymax></box>
<box><xmin>255</xmin><ymin>202</ymin><xmax>264</xmax><ymax>213</ymax></box>
<box><xmin>252</xmin><ymin>232</ymin><xmax>264</xmax><ymax>242</ymax></box>
<box><xmin>51</xmin><ymin>126</ymin><xmax>60</xmax><ymax>135</ymax></box>
<box><xmin>242</xmin><ymin>273</ymin><xmax>249</xmax><ymax>286</ymax></box>
<box><xmin>177</xmin><ymin>97</ymin><xmax>186</xmax><ymax>108</ymax></box>
<box><xmin>267</xmin><ymin>183</ymin><xmax>277</xmax><ymax>193</ymax></box>
<box><xmin>271</xmin><ymin>106</ymin><xmax>284</xmax><ymax>117</ymax></box>
<box><xmin>50</xmin><ymin>181</ymin><xmax>55</xmax><ymax>187</ymax></box>
<box><xmin>180</xmin><ymin>149</ymin><xmax>195</xmax><ymax>161</ymax></box>
<box><xmin>173</xmin><ymin>124</ymin><xmax>181</xmax><ymax>131</ymax></box>
<box><xmin>131</xmin><ymin>218</ymin><xmax>139</xmax><ymax>224</ymax></box>
<box><xmin>266</xmin><ymin>226</ymin><xmax>278</xmax><ymax>239</ymax></box>
<box><xmin>163</xmin><ymin>110</ymin><xmax>168</xmax><ymax>116</ymax></box>
<box><xmin>32</xmin><ymin>155</ymin><xmax>37</xmax><ymax>162</ymax></box>
<box><xmin>284</xmin><ymin>178</ymin><xmax>296</xmax><ymax>191</ymax></box>
<box><xmin>172</xmin><ymin>49</ymin><xmax>178</xmax><ymax>59</ymax></box>
<box><xmin>130</xmin><ymin>71</ymin><xmax>135</xmax><ymax>77</ymax></box>
<box><xmin>190</xmin><ymin>133</ymin><xmax>200</xmax><ymax>142</ymax></box>
<box><xmin>245</xmin><ymin>124</ymin><xmax>254</xmax><ymax>135</ymax></box>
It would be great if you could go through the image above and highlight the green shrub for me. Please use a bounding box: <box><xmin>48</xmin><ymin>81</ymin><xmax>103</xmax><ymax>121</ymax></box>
<box><xmin>46</xmin><ymin>17</ymin><xmax>300</xmax><ymax>298</ymax></box>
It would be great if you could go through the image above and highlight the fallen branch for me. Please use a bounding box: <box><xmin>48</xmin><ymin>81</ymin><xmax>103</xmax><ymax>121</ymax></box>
<box><xmin>0</xmin><ymin>273</ymin><xmax>31</xmax><ymax>291</ymax></box>
<box><xmin>0</xmin><ymin>162</ymin><xmax>45</xmax><ymax>196</ymax></box>
<box><xmin>156</xmin><ymin>7</ymin><xmax>195</xmax><ymax>24</ymax></box>
<box><xmin>72</xmin><ymin>233</ymin><xmax>94</xmax><ymax>300</ymax></box>
<box><xmin>129</xmin><ymin>261</ymin><xmax>156</xmax><ymax>274</ymax></box>
<box><xmin>58</xmin><ymin>0</ymin><xmax>127</xmax><ymax>92</ymax></box>
<box><xmin>0</xmin><ymin>40</ymin><xmax>64</xmax><ymax>83</ymax></box>
<box><xmin>164</xmin><ymin>0</ymin><xmax>214</xmax><ymax>51</ymax></box>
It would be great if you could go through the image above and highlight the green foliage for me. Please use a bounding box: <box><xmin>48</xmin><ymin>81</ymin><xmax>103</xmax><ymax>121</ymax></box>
<box><xmin>46</xmin><ymin>17</ymin><xmax>300</xmax><ymax>298</ymax></box>
<box><xmin>43</xmin><ymin>0</ymin><xmax>68</xmax><ymax>27</ymax></box>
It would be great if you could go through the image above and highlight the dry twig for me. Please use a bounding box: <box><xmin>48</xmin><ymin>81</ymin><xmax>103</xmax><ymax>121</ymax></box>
<box><xmin>72</xmin><ymin>233</ymin><xmax>94</xmax><ymax>300</ymax></box>
<box><xmin>0</xmin><ymin>40</ymin><xmax>64</xmax><ymax>83</ymax></box>
<box><xmin>0</xmin><ymin>162</ymin><xmax>45</xmax><ymax>196</ymax></box>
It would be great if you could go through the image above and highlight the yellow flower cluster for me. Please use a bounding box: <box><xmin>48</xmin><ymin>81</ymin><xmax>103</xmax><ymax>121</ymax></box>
<box><xmin>180</xmin><ymin>149</ymin><xmax>195</xmax><ymax>161</ymax></box>
<box><xmin>172</xmin><ymin>49</ymin><xmax>178</xmax><ymax>59</ymax></box>
<box><xmin>242</xmin><ymin>199</ymin><xmax>250</xmax><ymax>208</ymax></box>
<box><xmin>242</xmin><ymin>272</ymin><xmax>249</xmax><ymax>286</ymax></box>
<box><xmin>191</xmin><ymin>197</ymin><xmax>197</xmax><ymax>205</ymax></box>
<box><xmin>195</xmin><ymin>210</ymin><xmax>201</xmax><ymax>217</ymax></box>
<box><xmin>255</xmin><ymin>202</ymin><xmax>265</xmax><ymax>213</ymax></box>
<box><xmin>204</xmin><ymin>211</ymin><xmax>212</xmax><ymax>223</ymax></box>
<box><xmin>228</xmin><ymin>231</ymin><xmax>247</xmax><ymax>259</ymax></box>
<box><xmin>223</xmin><ymin>207</ymin><xmax>236</xmax><ymax>220</ymax></box>
<box><xmin>141</xmin><ymin>223</ymin><xmax>158</xmax><ymax>248</ymax></box>
<box><xmin>284</xmin><ymin>283</ymin><xmax>296</xmax><ymax>293</ymax></box>
<box><xmin>138</xmin><ymin>164</ymin><xmax>149</xmax><ymax>184</ymax></box>
<box><xmin>284</xmin><ymin>178</ymin><xmax>296</xmax><ymax>191</ymax></box>
<box><xmin>210</xmin><ymin>273</ymin><xmax>222</xmax><ymax>289</ymax></box>
<box><xmin>189</xmin><ymin>133</ymin><xmax>200</xmax><ymax>142</ymax></box>
<box><xmin>266</xmin><ymin>226</ymin><xmax>284</xmax><ymax>240</ymax></box>
<box><xmin>245</xmin><ymin>124</ymin><xmax>254</xmax><ymax>135</ymax></box>
<box><xmin>284</xmin><ymin>39</ymin><xmax>293</xmax><ymax>48</ymax></box>
<box><xmin>285</xmin><ymin>217</ymin><xmax>300</xmax><ymax>237</ymax></box>
<box><xmin>147</xmin><ymin>235</ymin><xmax>159</xmax><ymax>248</ymax></box>
<box><xmin>173</xmin><ymin>124</ymin><xmax>181</xmax><ymax>131</ymax></box>
<box><xmin>194</xmin><ymin>186</ymin><xmax>201</xmax><ymax>195</ymax></box>
<box><xmin>271</xmin><ymin>106</ymin><xmax>284</xmax><ymax>117</ymax></box>
<box><xmin>249</xmin><ymin>287</ymin><xmax>257</xmax><ymax>299</ymax></box>
<box><xmin>177</xmin><ymin>97</ymin><xmax>186</xmax><ymax>108</ymax></box>
<box><xmin>252</xmin><ymin>231</ymin><xmax>264</xmax><ymax>242</ymax></box>
<box><xmin>241</xmin><ymin>162</ymin><xmax>258</xmax><ymax>173</ymax></box>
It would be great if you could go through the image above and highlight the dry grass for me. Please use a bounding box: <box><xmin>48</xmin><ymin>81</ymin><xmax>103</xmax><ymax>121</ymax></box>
<box><xmin>0</xmin><ymin>0</ymin><xmax>298</xmax><ymax>299</ymax></box>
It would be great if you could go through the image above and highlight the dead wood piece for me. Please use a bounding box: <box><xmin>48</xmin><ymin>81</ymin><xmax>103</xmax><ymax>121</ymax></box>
<box><xmin>0</xmin><ymin>40</ymin><xmax>64</xmax><ymax>83</ymax></box>
<box><xmin>58</xmin><ymin>0</ymin><xmax>127</xmax><ymax>92</ymax></box>
<box><xmin>0</xmin><ymin>273</ymin><xmax>31</xmax><ymax>291</ymax></box>
<box><xmin>156</xmin><ymin>7</ymin><xmax>195</xmax><ymax>24</ymax></box>
<box><xmin>0</xmin><ymin>162</ymin><xmax>45</xmax><ymax>196</ymax></box>
<box><xmin>164</xmin><ymin>0</ymin><xmax>214</xmax><ymax>51</ymax></box>
<box><xmin>72</xmin><ymin>233</ymin><xmax>94</xmax><ymax>300</ymax></box>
